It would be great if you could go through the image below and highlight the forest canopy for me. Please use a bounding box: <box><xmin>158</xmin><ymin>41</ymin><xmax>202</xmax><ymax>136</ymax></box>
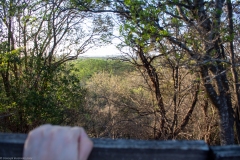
<box><xmin>1</xmin><ymin>0</ymin><xmax>240</xmax><ymax>145</ymax></box>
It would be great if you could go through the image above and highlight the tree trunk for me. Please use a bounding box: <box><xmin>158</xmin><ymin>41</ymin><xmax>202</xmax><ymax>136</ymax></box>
<box><xmin>226</xmin><ymin>0</ymin><xmax>240</xmax><ymax>143</ymax></box>
<box><xmin>137</xmin><ymin>47</ymin><xmax>167</xmax><ymax>139</ymax></box>
<box><xmin>200</xmin><ymin>65</ymin><xmax>234</xmax><ymax>145</ymax></box>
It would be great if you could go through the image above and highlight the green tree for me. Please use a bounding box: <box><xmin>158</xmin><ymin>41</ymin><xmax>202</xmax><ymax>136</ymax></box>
<box><xmin>70</xmin><ymin>0</ymin><xmax>240</xmax><ymax>144</ymax></box>
<box><xmin>110</xmin><ymin>0</ymin><xmax>240</xmax><ymax>145</ymax></box>
<box><xmin>0</xmin><ymin>0</ymin><xmax>109</xmax><ymax>132</ymax></box>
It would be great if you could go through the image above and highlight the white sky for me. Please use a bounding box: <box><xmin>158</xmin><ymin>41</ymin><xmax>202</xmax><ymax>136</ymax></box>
<box><xmin>82</xmin><ymin>25</ymin><xmax>123</xmax><ymax>57</ymax></box>
<box><xmin>83</xmin><ymin>43</ymin><xmax>121</xmax><ymax>57</ymax></box>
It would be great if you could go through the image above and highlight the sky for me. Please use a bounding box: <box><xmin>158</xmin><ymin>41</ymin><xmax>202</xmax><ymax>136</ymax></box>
<box><xmin>83</xmin><ymin>43</ymin><xmax>121</xmax><ymax>57</ymax></box>
<box><xmin>81</xmin><ymin>27</ymin><xmax>123</xmax><ymax>57</ymax></box>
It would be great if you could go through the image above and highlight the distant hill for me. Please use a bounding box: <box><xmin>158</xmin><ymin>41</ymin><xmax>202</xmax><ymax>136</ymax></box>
<box><xmin>70</xmin><ymin>58</ymin><xmax>135</xmax><ymax>81</ymax></box>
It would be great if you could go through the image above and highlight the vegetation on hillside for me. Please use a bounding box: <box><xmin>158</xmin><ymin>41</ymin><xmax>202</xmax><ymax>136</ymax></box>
<box><xmin>1</xmin><ymin>0</ymin><xmax>240</xmax><ymax>145</ymax></box>
<box><xmin>71</xmin><ymin>58</ymin><xmax>135</xmax><ymax>81</ymax></box>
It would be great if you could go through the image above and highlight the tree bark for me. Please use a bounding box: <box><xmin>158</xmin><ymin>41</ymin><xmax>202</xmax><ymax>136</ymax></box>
<box><xmin>137</xmin><ymin>47</ymin><xmax>167</xmax><ymax>139</ymax></box>
<box><xmin>226</xmin><ymin>0</ymin><xmax>240</xmax><ymax>143</ymax></box>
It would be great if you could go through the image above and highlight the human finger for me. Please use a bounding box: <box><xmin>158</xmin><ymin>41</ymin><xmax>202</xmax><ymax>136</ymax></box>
<box><xmin>23</xmin><ymin>124</ymin><xmax>52</xmax><ymax>158</ymax></box>
<box><xmin>78</xmin><ymin>128</ymin><xmax>93</xmax><ymax>160</ymax></box>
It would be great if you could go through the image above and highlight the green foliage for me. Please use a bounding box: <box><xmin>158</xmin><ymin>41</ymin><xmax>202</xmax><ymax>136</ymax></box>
<box><xmin>71</xmin><ymin>58</ymin><xmax>135</xmax><ymax>81</ymax></box>
<box><xmin>0</xmin><ymin>61</ymin><xmax>86</xmax><ymax>132</ymax></box>
<box><xmin>0</xmin><ymin>0</ymin><xmax>110</xmax><ymax>133</ymax></box>
<box><xmin>1</xmin><ymin>0</ymin><xmax>239</xmax><ymax>145</ymax></box>
<box><xmin>119</xmin><ymin>0</ymin><xmax>168</xmax><ymax>52</ymax></box>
